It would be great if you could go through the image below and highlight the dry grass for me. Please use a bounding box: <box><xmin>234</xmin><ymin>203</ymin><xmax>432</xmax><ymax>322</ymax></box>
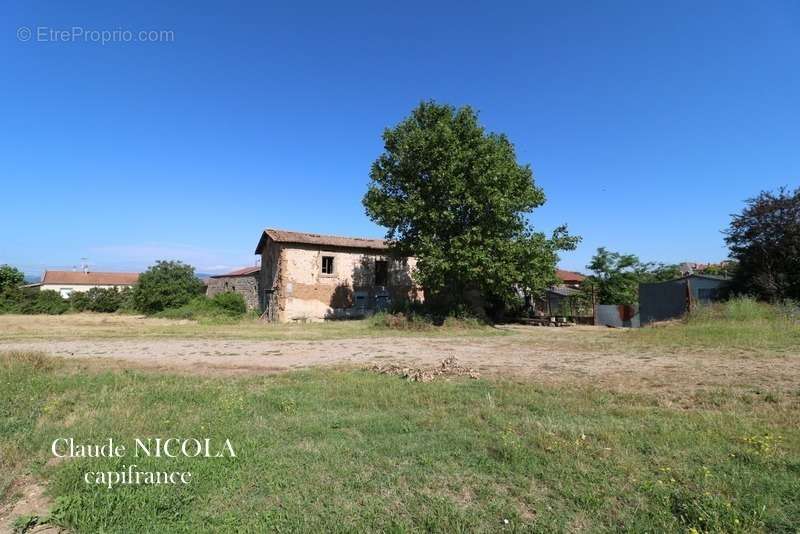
<box><xmin>1</xmin><ymin>305</ymin><xmax>799</xmax><ymax>532</ymax></box>
<box><xmin>0</xmin><ymin>313</ymin><xmax>501</xmax><ymax>342</ymax></box>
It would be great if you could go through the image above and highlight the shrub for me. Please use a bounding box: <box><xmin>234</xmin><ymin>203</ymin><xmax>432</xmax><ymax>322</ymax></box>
<box><xmin>370</xmin><ymin>303</ymin><xmax>488</xmax><ymax>330</ymax></box>
<box><xmin>155</xmin><ymin>294</ymin><xmax>248</xmax><ymax>321</ymax></box>
<box><xmin>210</xmin><ymin>292</ymin><xmax>247</xmax><ymax>316</ymax></box>
<box><xmin>90</xmin><ymin>287</ymin><xmax>123</xmax><ymax>312</ymax></box>
<box><xmin>69</xmin><ymin>287</ymin><xmax>124</xmax><ymax>313</ymax></box>
<box><xmin>442</xmin><ymin>315</ymin><xmax>484</xmax><ymax>329</ymax></box>
<box><xmin>29</xmin><ymin>290</ymin><xmax>69</xmax><ymax>315</ymax></box>
<box><xmin>368</xmin><ymin>312</ymin><xmax>433</xmax><ymax>331</ymax></box>
<box><xmin>118</xmin><ymin>287</ymin><xmax>137</xmax><ymax>313</ymax></box>
<box><xmin>69</xmin><ymin>291</ymin><xmax>91</xmax><ymax>312</ymax></box>
<box><xmin>132</xmin><ymin>261</ymin><xmax>205</xmax><ymax>314</ymax></box>
<box><xmin>0</xmin><ymin>287</ymin><xmax>24</xmax><ymax>313</ymax></box>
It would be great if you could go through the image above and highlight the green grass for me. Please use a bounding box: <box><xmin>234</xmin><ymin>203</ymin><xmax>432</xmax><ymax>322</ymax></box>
<box><xmin>627</xmin><ymin>297</ymin><xmax>800</xmax><ymax>353</ymax></box>
<box><xmin>2</xmin><ymin>352</ymin><xmax>798</xmax><ymax>533</ymax></box>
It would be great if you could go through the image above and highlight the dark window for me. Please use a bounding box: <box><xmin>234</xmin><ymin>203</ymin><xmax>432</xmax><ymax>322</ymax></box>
<box><xmin>374</xmin><ymin>260</ymin><xmax>388</xmax><ymax>286</ymax></box>
<box><xmin>321</xmin><ymin>256</ymin><xmax>334</xmax><ymax>275</ymax></box>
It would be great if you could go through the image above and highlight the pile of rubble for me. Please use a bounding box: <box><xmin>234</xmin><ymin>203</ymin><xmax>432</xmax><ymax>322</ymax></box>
<box><xmin>370</xmin><ymin>356</ymin><xmax>480</xmax><ymax>382</ymax></box>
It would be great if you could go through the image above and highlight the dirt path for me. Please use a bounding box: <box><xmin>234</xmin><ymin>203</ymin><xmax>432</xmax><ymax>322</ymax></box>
<box><xmin>3</xmin><ymin>335</ymin><xmax>798</xmax><ymax>397</ymax></box>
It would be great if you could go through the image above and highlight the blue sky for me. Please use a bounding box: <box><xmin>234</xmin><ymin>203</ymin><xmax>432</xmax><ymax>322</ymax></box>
<box><xmin>2</xmin><ymin>1</ymin><xmax>798</xmax><ymax>276</ymax></box>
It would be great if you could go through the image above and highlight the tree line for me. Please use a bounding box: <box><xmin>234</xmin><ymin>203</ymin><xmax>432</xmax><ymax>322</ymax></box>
<box><xmin>581</xmin><ymin>187</ymin><xmax>799</xmax><ymax>306</ymax></box>
<box><xmin>0</xmin><ymin>261</ymin><xmax>247</xmax><ymax>318</ymax></box>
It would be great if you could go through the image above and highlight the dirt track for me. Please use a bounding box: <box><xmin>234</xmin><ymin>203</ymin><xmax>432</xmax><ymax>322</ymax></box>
<box><xmin>3</xmin><ymin>333</ymin><xmax>798</xmax><ymax>398</ymax></box>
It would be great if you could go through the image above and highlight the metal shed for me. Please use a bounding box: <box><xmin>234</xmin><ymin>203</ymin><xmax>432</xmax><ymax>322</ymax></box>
<box><xmin>639</xmin><ymin>274</ymin><xmax>729</xmax><ymax>326</ymax></box>
<box><xmin>545</xmin><ymin>286</ymin><xmax>582</xmax><ymax>316</ymax></box>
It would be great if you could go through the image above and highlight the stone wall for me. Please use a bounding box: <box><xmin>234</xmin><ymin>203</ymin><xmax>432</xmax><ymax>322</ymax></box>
<box><xmin>206</xmin><ymin>274</ymin><xmax>259</xmax><ymax>310</ymax></box>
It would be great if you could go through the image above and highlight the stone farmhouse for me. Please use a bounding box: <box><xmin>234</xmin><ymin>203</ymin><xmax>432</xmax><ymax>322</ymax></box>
<box><xmin>254</xmin><ymin>228</ymin><xmax>421</xmax><ymax>322</ymax></box>
<box><xmin>206</xmin><ymin>266</ymin><xmax>260</xmax><ymax>310</ymax></box>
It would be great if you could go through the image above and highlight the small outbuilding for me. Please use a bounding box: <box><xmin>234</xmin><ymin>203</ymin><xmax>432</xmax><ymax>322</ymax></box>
<box><xmin>206</xmin><ymin>266</ymin><xmax>261</xmax><ymax>310</ymax></box>
<box><xmin>639</xmin><ymin>274</ymin><xmax>730</xmax><ymax>326</ymax></box>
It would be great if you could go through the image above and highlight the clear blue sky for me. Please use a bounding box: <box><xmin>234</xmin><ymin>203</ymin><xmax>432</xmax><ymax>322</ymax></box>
<box><xmin>2</xmin><ymin>1</ymin><xmax>798</xmax><ymax>276</ymax></box>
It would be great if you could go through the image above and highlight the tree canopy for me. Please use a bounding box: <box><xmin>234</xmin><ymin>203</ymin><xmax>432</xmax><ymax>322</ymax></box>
<box><xmin>725</xmin><ymin>186</ymin><xmax>800</xmax><ymax>301</ymax></box>
<box><xmin>582</xmin><ymin>248</ymin><xmax>681</xmax><ymax>305</ymax></box>
<box><xmin>0</xmin><ymin>264</ymin><xmax>24</xmax><ymax>293</ymax></box>
<box><xmin>132</xmin><ymin>260</ymin><xmax>205</xmax><ymax>314</ymax></box>
<box><xmin>363</xmin><ymin>101</ymin><xmax>578</xmax><ymax>315</ymax></box>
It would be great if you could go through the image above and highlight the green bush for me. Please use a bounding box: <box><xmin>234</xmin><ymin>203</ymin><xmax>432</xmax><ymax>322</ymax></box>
<box><xmin>69</xmin><ymin>291</ymin><xmax>91</xmax><ymax>312</ymax></box>
<box><xmin>69</xmin><ymin>287</ymin><xmax>124</xmax><ymax>313</ymax></box>
<box><xmin>118</xmin><ymin>287</ymin><xmax>137</xmax><ymax>313</ymax></box>
<box><xmin>368</xmin><ymin>312</ymin><xmax>433</xmax><ymax>330</ymax></box>
<box><xmin>210</xmin><ymin>292</ymin><xmax>247</xmax><ymax>315</ymax></box>
<box><xmin>155</xmin><ymin>294</ymin><xmax>248</xmax><ymax>321</ymax></box>
<box><xmin>0</xmin><ymin>287</ymin><xmax>24</xmax><ymax>314</ymax></box>
<box><xmin>90</xmin><ymin>287</ymin><xmax>123</xmax><ymax>312</ymax></box>
<box><xmin>132</xmin><ymin>260</ymin><xmax>205</xmax><ymax>314</ymax></box>
<box><xmin>29</xmin><ymin>290</ymin><xmax>69</xmax><ymax>315</ymax></box>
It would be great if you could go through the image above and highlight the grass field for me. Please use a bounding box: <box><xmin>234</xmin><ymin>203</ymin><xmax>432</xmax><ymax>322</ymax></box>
<box><xmin>2</xmin><ymin>352</ymin><xmax>798</xmax><ymax>533</ymax></box>
<box><xmin>0</xmin><ymin>313</ymin><xmax>503</xmax><ymax>342</ymax></box>
<box><xmin>1</xmin><ymin>300</ymin><xmax>798</xmax><ymax>532</ymax></box>
<box><xmin>626</xmin><ymin>298</ymin><xmax>800</xmax><ymax>353</ymax></box>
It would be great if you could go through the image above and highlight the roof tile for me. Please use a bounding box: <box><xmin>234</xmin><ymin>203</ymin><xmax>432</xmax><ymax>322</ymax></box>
<box><xmin>256</xmin><ymin>228</ymin><xmax>388</xmax><ymax>253</ymax></box>
<box><xmin>42</xmin><ymin>271</ymin><xmax>139</xmax><ymax>286</ymax></box>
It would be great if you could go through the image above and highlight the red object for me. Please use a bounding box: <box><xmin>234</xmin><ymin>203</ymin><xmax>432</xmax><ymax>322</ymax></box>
<box><xmin>556</xmin><ymin>269</ymin><xmax>586</xmax><ymax>284</ymax></box>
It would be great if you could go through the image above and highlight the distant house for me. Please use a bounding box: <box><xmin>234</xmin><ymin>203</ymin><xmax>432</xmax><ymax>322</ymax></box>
<box><xmin>254</xmin><ymin>228</ymin><xmax>420</xmax><ymax>322</ymax></box>
<box><xmin>36</xmin><ymin>270</ymin><xmax>139</xmax><ymax>298</ymax></box>
<box><xmin>555</xmin><ymin>269</ymin><xmax>586</xmax><ymax>288</ymax></box>
<box><xmin>206</xmin><ymin>266</ymin><xmax>260</xmax><ymax>310</ymax></box>
<box><xmin>530</xmin><ymin>269</ymin><xmax>589</xmax><ymax>318</ymax></box>
<box><xmin>639</xmin><ymin>274</ymin><xmax>730</xmax><ymax>326</ymax></box>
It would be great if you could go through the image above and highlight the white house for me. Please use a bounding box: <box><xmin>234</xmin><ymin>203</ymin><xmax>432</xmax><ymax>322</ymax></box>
<box><xmin>37</xmin><ymin>270</ymin><xmax>140</xmax><ymax>298</ymax></box>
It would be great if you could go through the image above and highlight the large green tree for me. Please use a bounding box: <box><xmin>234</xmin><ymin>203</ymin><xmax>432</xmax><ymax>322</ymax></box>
<box><xmin>132</xmin><ymin>260</ymin><xmax>205</xmax><ymax>314</ymax></box>
<box><xmin>725</xmin><ymin>186</ymin><xmax>800</xmax><ymax>301</ymax></box>
<box><xmin>0</xmin><ymin>264</ymin><xmax>26</xmax><ymax>313</ymax></box>
<box><xmin>363</xmin><ymin>101</ymin><xmax>578</xmax><ymax>314</ymax></box>
<box><xmin>0</xmin><ymin>264</ymin><xmax>24</xmax><ymax>292</ymax></box>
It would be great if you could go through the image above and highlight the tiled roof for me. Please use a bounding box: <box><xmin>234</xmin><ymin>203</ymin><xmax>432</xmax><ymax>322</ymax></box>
<box><xmin>210</xmin><ymin>266</ymin><xmax>260</xmax><ymax>278</ymax></box>
<box><xmin>42</xmin><ymin>271</ymin><xmax>139</xmax><ymax>286</ymax></box>
<box><xmin>556</xmin><ymin>269</ymin><xmax>586</xmax><ymax>283</ymax></box>
<box><xmin>256</xmin><ymin>228</ymin><xmax>388</xmax><ymax>253</ymax></box>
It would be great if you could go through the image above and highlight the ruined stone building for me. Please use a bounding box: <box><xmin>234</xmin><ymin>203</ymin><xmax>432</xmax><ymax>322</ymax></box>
<box><xmin>205</xmin><ymin>266</ymin><xmax>260</xmax><ymax>310</ymax></box>
<box><xmin>254</xmin><ymin>228</ymin><xmax>420</xmax><ymax>322</ymax></box>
